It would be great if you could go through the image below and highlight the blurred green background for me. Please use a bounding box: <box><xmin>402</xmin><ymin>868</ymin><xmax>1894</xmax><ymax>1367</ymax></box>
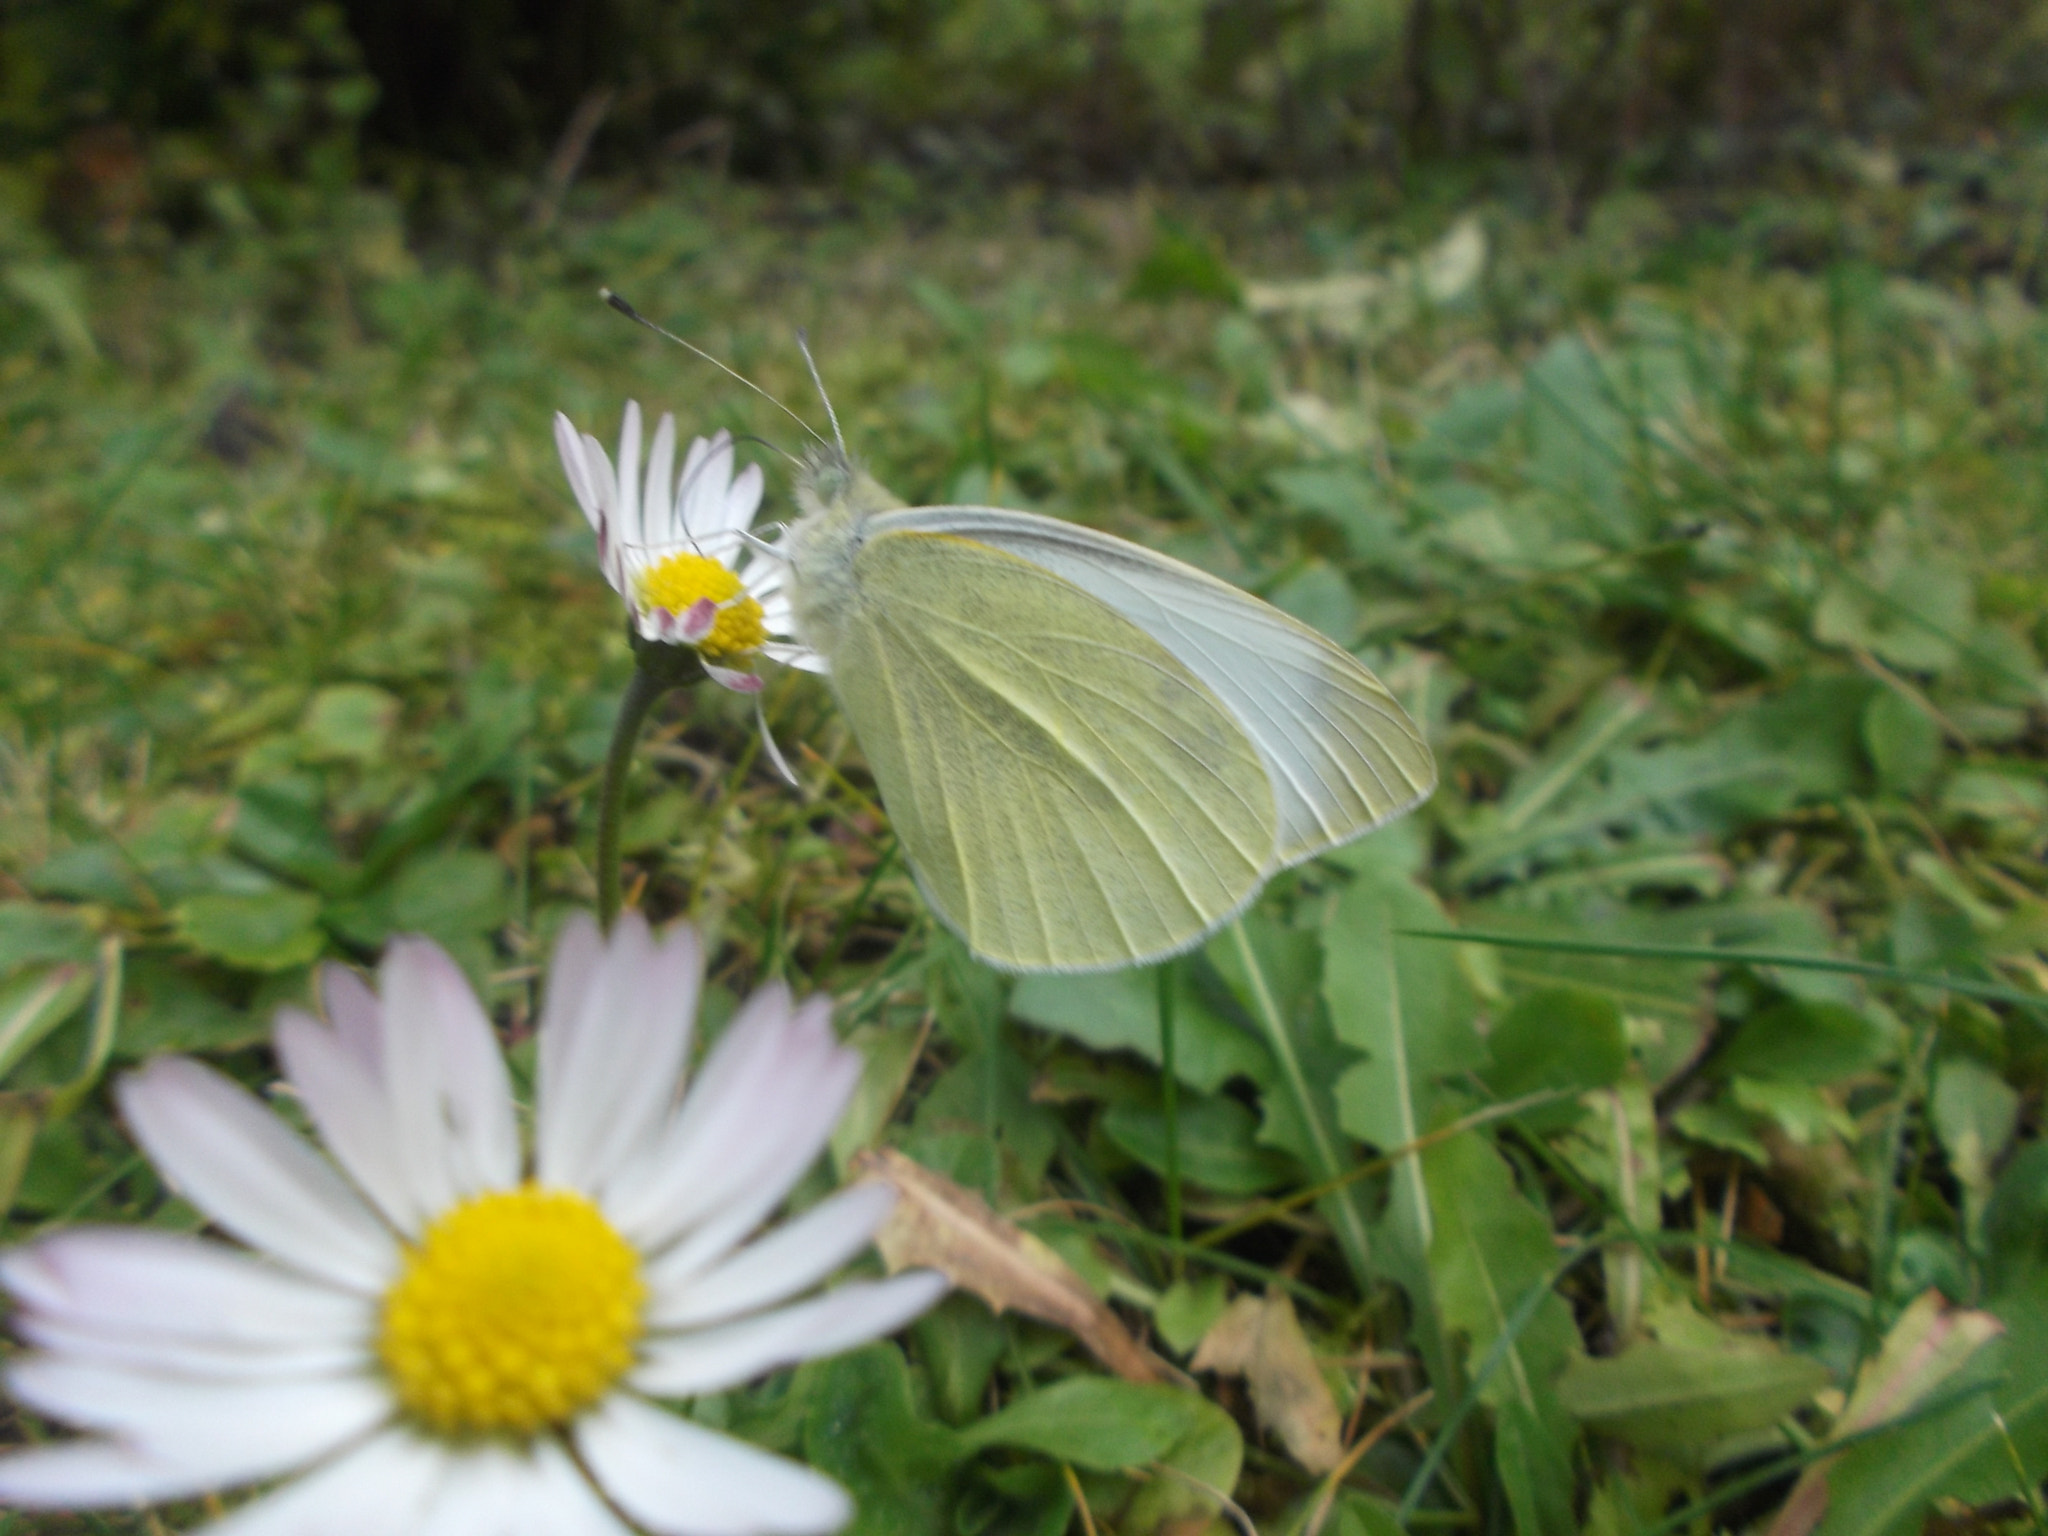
<box><xmin>6</xmin><ymin>0</ymin><xmax>2045</xmax><ymax>201</ymax></box>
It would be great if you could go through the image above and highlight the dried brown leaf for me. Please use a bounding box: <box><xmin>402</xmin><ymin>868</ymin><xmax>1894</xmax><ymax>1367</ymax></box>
<box><xmin>1190</xmin><ymin>1290</ymin><xmax>1344</xmax><ymax>1473</ymax></box>
<box><xmin>851</xmin><ymin>1146</ymin><xmax>1172</xmax><ymax>1384</ymax></box>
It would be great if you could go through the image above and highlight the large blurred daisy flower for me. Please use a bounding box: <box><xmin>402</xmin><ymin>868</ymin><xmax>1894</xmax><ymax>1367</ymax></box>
<box><xmin>0</xmin><ymin>916</ymin><xmax>944</xmax><ymax>1534</ymax></box>
<box><xmin>555</xmin><ymin>403</ymin><xmax>822</xmax><ymax>692</ymax></box>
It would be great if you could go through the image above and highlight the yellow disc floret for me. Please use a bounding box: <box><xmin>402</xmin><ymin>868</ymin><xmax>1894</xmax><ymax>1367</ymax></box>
<box><xmin>379</xmin><ymin>1185</ymin><xmax>645</xmax><ymax>1436</ymax></box>
<box><xmin>637</xmin><ymin>553</ymin><xmax>767</xmax><ymax>659</ymax></box>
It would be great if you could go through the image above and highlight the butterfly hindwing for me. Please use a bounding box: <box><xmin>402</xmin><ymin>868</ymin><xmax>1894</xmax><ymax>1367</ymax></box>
<box><xmin>829</xmin><ymin>529</ymin><xmax>1276</xmax><ymax>972</ymax></box>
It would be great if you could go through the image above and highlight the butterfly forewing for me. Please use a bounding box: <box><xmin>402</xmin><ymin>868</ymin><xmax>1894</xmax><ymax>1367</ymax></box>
<box><xmin>832</xmin><ymin>530</ymin><xmax>1276</xmax><ymax>972</ymax></box>
<box><xmin>873</xmin><ymin>507</ymin><xmax>1436</xmax><ymax>866</ymax></box>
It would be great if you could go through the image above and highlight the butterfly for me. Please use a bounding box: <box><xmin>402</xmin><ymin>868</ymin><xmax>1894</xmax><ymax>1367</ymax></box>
<box><xmin>777</xmin><ymin>449</ymin><xmax>1435</xmax><ymax>973</ymax></box>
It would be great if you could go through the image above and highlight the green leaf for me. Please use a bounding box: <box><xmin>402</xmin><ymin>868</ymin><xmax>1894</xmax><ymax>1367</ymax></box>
<box><xmin>960</xmin><ymin>1378</ymin><xmax>1205</xmax><ymax>1471</ymax></box>
<box><xmin>0</xmin><ymin>902</ymin><xmax>97</xmax><ymax>976</ymax></box>
<box><xmin>1454</xmin><ymin>905</ymin><xmax>1711</xmax><ymax>1086</ymax></box>
<box><xmin>1714</xmin><ymin>999</ymin><xmax>1897</xmax><ymax>1083</ymax></box>
<box><xmin>116</xmin><ymin>957</ymin><xmax>267</xmax><ymax>1057</ymax></box>
<box><xmin>1815</xmin><ymin>1280</ymin><xmax>2048</xmax><ymax>1536</ymax></box>
<box><xmin>911</xmin><ymin>1295</ymin><xmax>1010</xmax><ymax>1427</ymax></box>
<box><xmin>1862</xmin><ymin>690</ymin><xmax>1940</xmax><ymax>796</ymax></box>
<box><xmin>1482</xmin><ymin>987</ymin><xmax>1627</xmax><ymax>1114</ymax></box>
<box><xmin>1101</xmin><ymin>1093</ymin><xmax>1295</xmax><ymax>1196</ymax></box>
<box><xmin>0</xmin><ymin>965</ymin><xmax>94</xmax><ymax>1082</ymax></box>
<box><xmin>1941</xmin><ymin>767</ymin><xmax>2048</xmax><ymax>827</ymax></box>
<box><xmin>1813</xmin><ymin>512</ymin><xmax>1976</xmax><ymax>675</ymax></box>
<box><xmin>1424</xmin><ymin>1130</ymin><xmax>1581</xmax><ymax>1531</ymax></box>
<box><xmin>1556</xmin><ymin>1341</ymin><xmax>1830</xmax><ymax>1451</ymax></box>
<box><xmin>231</xmin><ymin>778</ymin><xmax>353</xmax><ymax>896</ymax></box>
<box><xmin>298</xmin><ymin>683</ymin><xmax>399</xmax><ymax>763</ymax></box>
<box><xmin>1933</xmin><ymin>1057</ymin><xmax>2021</xmax><ymax>1247</ymax></box>
<box><xmin>1212</xmin><ymin>916</ymin><xmax>1375</xmax><ymax>1285</ymax></box>
<box><xmin>173</xmin><ymin>891</ymin><xmax>324</xmax><ymax>970</ymax></box>
<box><xmin>1009</xmin><ymin>965</ymin><xmax>1272</xmax><ymax>1093</ymax></box>
<box><xmin>1121</xmin><ymin>1394</ymin><xmax>1244</xmax><ymax>1533</ymax></box>
<box><xmin>1325</xmin><ymin>873</ymin><xmax>1480</xmax><ymax>1384</ymax></box>
<box><xmin>1154</xmin><ymin>1274</ymin><xmax>1231</xmax><ymax>1355</ymax></box>
<box><xmin>1266</xmin><ymin>560</ymin><xmax>1359</xmax><ymax>644</ymax></box>
<box><xmin>799</xmin><ymin>1345</ymin><xmax>964</xmax><ymax>1536</ymax></box>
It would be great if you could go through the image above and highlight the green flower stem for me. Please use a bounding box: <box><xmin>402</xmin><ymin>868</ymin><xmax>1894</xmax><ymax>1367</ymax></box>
<box><xmin>596</xmin><ymin>642</ymin><xmax>704</xmax><ymax>932</ymax></box>
<box><xmin>1157</xmin><ymin>960</ymin><xmax>1182</xmax><ymax>1276</ymax></box>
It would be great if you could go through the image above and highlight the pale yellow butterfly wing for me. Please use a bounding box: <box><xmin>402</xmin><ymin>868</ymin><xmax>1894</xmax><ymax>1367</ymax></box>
<box><xmin>873</xmin><ymin>506</ymin><xmax>1436</xmax><ymax>865</ymax></box>
<box><xmin>830</xmin><ymin>529</ymin><xmax>1277</xmax><ymax>972</ymax></box>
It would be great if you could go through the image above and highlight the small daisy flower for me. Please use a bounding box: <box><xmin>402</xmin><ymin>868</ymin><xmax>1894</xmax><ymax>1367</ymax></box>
<box><xmin>555</xmin><ymin>403</ymin><xmax>823</xmax><ymax>692</ymax></box>
<box><xmin>0</xmin><ymin>916</ymin><xmax>945</xmax><ymax>1535</ymax></box>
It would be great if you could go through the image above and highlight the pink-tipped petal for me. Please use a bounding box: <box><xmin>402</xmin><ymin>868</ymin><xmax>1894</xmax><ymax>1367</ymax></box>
<box><xmin>704</xmin><ymin>662</ymin><xmax>764</xmax><ymax>694</ymax></box>
<box><xmin>115</xmin><ymin>1061</ymin><xmax>394</xmax><ymax>1291</ymax></box>
<box><xmin>577</xmin><ymin>1394</ymin><xmax>851</xmax><ymax>1536</ymax></box>
<box><xmin>679</xmin><ymin>597</ymin><xmax>719</xmax><ymax>643</ymax></box>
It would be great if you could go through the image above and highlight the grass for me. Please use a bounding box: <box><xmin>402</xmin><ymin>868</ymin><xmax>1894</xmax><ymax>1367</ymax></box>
<box><xmin>2</xmin><ymin>156</ymin><xmax>2047</xmax><ymax>1535</ymax></box>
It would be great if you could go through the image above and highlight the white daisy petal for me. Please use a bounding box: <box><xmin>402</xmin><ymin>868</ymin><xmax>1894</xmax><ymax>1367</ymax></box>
<box><xmin>422</xmin><ymin>1438</ymin><xmax>635</xmax><ymax>1536</ymax></box>
<box><xmin>632</xmin><ymin>1273</ymin><xmax>947</xmax><ymax>1399</ymax></box>
<box><xmin>761</xmin><ymin>641</ymin><xmax>830</xmax><ymax>674</ymax></box>
<box><xmin>0</xmin><ymin>1440</ymin><xmax>230</xmax><ymax>1508</ymax></box>
<box><xmin>319</xmin><ymin>964</ymin><xmax>384</xmax><ymax>1070</ymax></box>
<box><xmin>17</xmin><ymin>1313</ymin><xmax>365</xmax><ymax>1380</ymax></box>
<box><xmin>539</xmin><ymin>913</ymin><xmax>701</xmax><ymax>1196</ymax></box>
<box><xmin>647</xmin><ymin>1185</ymin><xmax>897</xmax><ymax>1330</ymax></box>
<box><xmin>380</xmin><ymin>938</ymin><xmax>520</xmax><ymax>1205</ymax></box>
<box><xmin>727</xmin><ymin>460</ymin><xmax>765</xmax><ymax>533</ymax></box>
<box><xmin>554</xmin><ymin>412</ymin><xmax>604</xmax><ymax>529</ymax></box>
<box><xmin>617</xmin><ymin>401</ymin><xmax>644</xmax><ymax>554</ymax></box>
<box><xmin>645</xmin><ymin>412</ymin><xmax>679</xmax><ymax>546</ymax></box>
<box><xmin>192</xmin><ymin>1430</ymin><xmax>446</xmax><ymax>1536</ymax></box>
<box><xmin>599</xmin><ymin>984</ymin><xmax>800</xmax><ymax>1242</ymax></box>
<box><xmin>577</xmin><ymin>1393</ymin><xmax>851</xmax><ymax>1536</ymax></box>
<box><xmin>4</xmin><ymin>1357</ymin><xmax>388</xmax><ymax>1499</ymax></box>
<box><xmin>618</xmin><ymin>998</ymin><xmax>859</xmax><ymax>1264</ymax></box>
<box><xmin>0</xmin><ymin>1228</ymin><xmax>368</xmax><ymax>1349</ymax></box>
<box><xmin>275</xmin><ymin>1006</ymin><xmax>421</xmax><ymax>1232</ymax></box>
<box><xmin>115</xmin><ymin>1059</ymin><xmax>395</xmax><ymax>1291</ymax></box>
<box><xmin>677</xmin><ymin>431</ymin><xmax>715</xmax><ymax>538</ymax></box>
<box><xmin>535</xmin><ymin>911</ymin><xmax>604</xmax><ymax>1123</ymax></box>
<box><xmin>582</xmin><ymin>435</ymin><xmax>624</xmax><ymax>591</ymax></box>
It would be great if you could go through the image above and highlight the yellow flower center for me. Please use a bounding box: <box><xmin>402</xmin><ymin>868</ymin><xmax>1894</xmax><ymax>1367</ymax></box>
<box><xmin>379</xmin><ymin>1185</ymin><xmax>645</xmax><ymax>1436</ymax></box>
<box><xmin>636</xmin><ymin>553</ymin><xmax>767</xmax><ymax>659</ymax></box>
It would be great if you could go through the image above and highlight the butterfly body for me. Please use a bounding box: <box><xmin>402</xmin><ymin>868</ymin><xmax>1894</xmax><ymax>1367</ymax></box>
<box><xmin>782</xmin><ymin>448</ymin><xmax>1434</xmax><ymax>973</ymax></box>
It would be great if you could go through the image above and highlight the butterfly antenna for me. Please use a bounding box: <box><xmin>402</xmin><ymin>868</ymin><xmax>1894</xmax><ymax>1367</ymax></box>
<box><xmin>601</xmin><ymin>289</ymin><xmax>822</xmax><ymax>461</ymax></box>
<box><xmin>795</xmin><ymin>327</ymin><xmax>846</xmax><ymax>460</ymax></box>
